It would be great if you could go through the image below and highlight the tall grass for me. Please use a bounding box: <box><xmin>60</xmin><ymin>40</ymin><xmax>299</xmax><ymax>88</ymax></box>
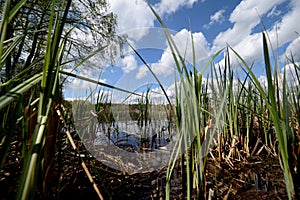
<box><xmin>1</xmin><ymin>1</ymin><xmax>299</xmax><ymax>199</ymax></box>
<box><xmin>0</xmin><ymin>0</ymin><xmax>72</xmax><ymax>199</ymax></box>
<box><xmin>228</xmin><ymin>32</ymin><xmax>296</xmax><ymax>199</ymax></box>
<box><xmin>17</xmin><ymin>1</ymin><xmax>72</xmax><ymax>199</ymax></box>
<box><xmin>147</xmin><ymin>3</ymin><xmax>298</xmax><ymax>199</ymax></box>
<box><xmin>147</xmin><ymin>3</ymin><xmax>226</xmax><ymax>199</ymax></box>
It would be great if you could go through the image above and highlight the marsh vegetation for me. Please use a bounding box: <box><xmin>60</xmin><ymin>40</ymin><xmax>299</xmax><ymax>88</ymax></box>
<box><xmin>0</xmin><ymin>1</ymin><xmax>299</xmax><ymax>199</ymax></box>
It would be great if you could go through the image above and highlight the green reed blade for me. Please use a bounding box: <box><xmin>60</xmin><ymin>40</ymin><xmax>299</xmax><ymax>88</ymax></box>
<box><xmin>229</xmin><ymin>32</ymin><xmax>295</xmax><ymax>199</ymax></box>
<box><xmin>0</xmin><ymin>73</ymin><xmax>42</xmax><ymax>110</ymax></box>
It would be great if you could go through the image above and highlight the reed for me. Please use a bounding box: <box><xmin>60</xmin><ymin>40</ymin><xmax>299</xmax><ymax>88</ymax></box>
<box><xmin>228</xmin><ymin>32</ymin><xmax>296</xmax><ymax>199</ymax></box>
<box><xmin>0</xmin><ymin>0</ymin><xmax>72</xmax><ymax>199</ymax></box>
<box><xmin>147</xmin><ymin>2</ymin><xmax>298</xmax><ymax>199</ymax></box>
<box><xmin>1</xmin><ymin>1</ymin><xmax>299</xmax><ymax>199</ymax></box>
<box><xmin>16</xmin><ymin>1</ymin><xmax>72</xmax><ymax>199</ymax></box>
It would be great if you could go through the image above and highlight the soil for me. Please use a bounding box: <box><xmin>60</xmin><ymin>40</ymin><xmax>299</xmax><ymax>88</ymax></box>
<box><xmin>0</xmin><ymin>133</ymin><xmax>299</xmax><ymax>200</ymax></box>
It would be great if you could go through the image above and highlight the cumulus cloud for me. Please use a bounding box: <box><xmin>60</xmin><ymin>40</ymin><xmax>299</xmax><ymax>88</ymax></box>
<box><xmin>155</xmin><ymin>0</ymin><xmax>198</xmax><ymax>16</ymax></box>
<box><xmin>63</xmin><ymin>66</ymin><xmax>109</xmax><ymax>101</ymax></box>
<box><xmin>171</xmin><ymin>29</ymin><xmax>209</xmax><ymax>63</ymax></box>
<box><xmin>107</xmin><ymin>0</ymin><xmax>206</xmax><ymax>82</ymax></box>
<box><xmin>65</xmin><ymin>68</ymin><xmax>106</xmax><ymax>90</ymax></box>
<box><xmin>136</xmin><ymin>65</ymin><xmax>149</xmax><ymax>79</ymax></box>
<box><xmin>147</xmin><ymin>50</ymin><xmax>175</xmax><ymax>79</ymax></box>
<box><xmin>283</xmin><ymin>36</ymin><xmax>300</xmax><ymax>60</ymax></box>
<box><xmin>144</xmin><ymin>84</ymin><xmax>177</xmax><ymax>104</ymax></box>
<box><xmin>210</xmin><ymin>9</ymin><xmax>226</xmax><ymax>23</ymax></box>
<box><xmin>210</xmin><ymin>0</ymin><xmax>300</xmax><ymax>67</ymax></box>
<box><xmin>135</xmin><ymin>28</ymin><xmax>210</xmax><ymax>79</ymax></box>
<box><xmin>97</xmin><ymin>0</ymin><xmax>300</xmax><ymax>104</ymax></box>
<box><xmin>109</xmin><ymin>0</ymin><xmax>199</xmax><ymax>41</ymax></box>
<box><xmin>151</xmin><ymin>63</ymin><xmax>174</xmax><ymax>77</ymax></box>
<box><xmin>109</xmin><ymin>0</ymin><xmax>155</xmax><ymax>40</ymax></box>
<box><xmin>204</xmin><ymin>9</ymin><xmax>226</xmax><ymax>29</ymax></box>
<box><xmin>119</xmin><ymin>54</ymin><xmax>138</xmax><ymax>73</ymax></box>
<box><xmin>144</xmin><ymin>28</ymin><xmax>209</xmax><ymax>79</ymax></box>
<box><xmin>275</xmin><ymin>1</ymin><xmax>300</xmax><ymax>60</ymax></box>
<box><xmin>213</xmin><ymin>0</ymin><xmax>285</xmax><ymax>50</ymax></box>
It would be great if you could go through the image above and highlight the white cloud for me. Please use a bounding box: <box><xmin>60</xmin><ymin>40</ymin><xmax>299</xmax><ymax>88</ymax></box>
<box><xmin>149</xmin><ymin>50</ymin><xmax>174</xmax><ymax>79</ymax></box>
<box><xmin>145</xmin><ymin>84</ymin><xmax>177</xmax><ymax>104</ymax></box>
<box><xmin>108</xmin><ymin>0</ymin><xmax>204</xmax><ymax>80</ymax></box>
<box><xmin>128</xmin><ymin>28</ymin><xmax>210</xmax><ymax>80</ymax></box>
<box><xmin>136</xmin><ymin>65</ymin><xmax>149</xmax><ymax>79</ymax></box>
<box><xmin>148</xmin><ymin>28</ymin><xmax>209</xmax><ymax>78</ymax></box>
<box><xmin>109</xmin><ymin>0</ymin><xmax>199</xmax><ymax>41</ymax></box>
<box><xmin>172</xmin><ymin>29</ymin><xmax>209</xmax><ymax>63</ymax></box>
<box><xmin>109</xmin><ymin>0</ymin><xmax>155</xmax><ymax>40</ymax></box>
<box><xmin>283</xmin><ymin>37</ymin><xmax>300</xmax><ymax>59</ymax></box>
<box><xmin>120</xmin><ymin>54</ymin><xmax>138</xmax><ymax>73</ymax></box>
<box><xmin>204</xmin><ymin>9</ymin><xmax>225</xmax><ymax>29</ymax></box>
<box><xmin>151</xmin><ymin>63</ymin><xmax>174</xmax><ymax>77</ymax></box>
<box><xmin>70</xmin><ymin>28</ymin><xmax>94</xmax><ymax>46</ymax></box>
<box><xmin>210</xmin><ymin>9</ymin><xmax>225</xmax><ymax>23</ymax></box>
<box><xmin>155</xmin><ymin>0</ymin><xmax>198</xmax><ymax>16</ymax></box>
<box><xmin>65</xmin><ymin>68</ymin><xmax>106</xmax><ymax>90</ymax></box>
<box><xmin>210</xmin><ymin>0</ymin><xmax>300</xmax><ymax>67</ymax></box>
<box><xmin>148</xmin><ymin>87</ymin><xmax>165</xmax><ymax>103</ymax></box>
<box><xmin>275</xmin><ymin>0</ymin><xmax>300</xmax><ymax>60</ymax></box>
<box><xmin>213</xmin><ymin>0</ymin><xmax>286</xmax><ymax>50</ymax></box>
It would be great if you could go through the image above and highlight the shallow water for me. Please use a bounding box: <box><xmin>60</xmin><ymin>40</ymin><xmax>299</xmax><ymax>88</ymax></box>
<box><xmin>95</xmin><ymin>130</ymin><xmax>170</xmax><ymax>152</ymax></box>
<box><xmin>79</xmin><ymin>120</ymin><xmax>177</xmax><ymax>174</ymax></box>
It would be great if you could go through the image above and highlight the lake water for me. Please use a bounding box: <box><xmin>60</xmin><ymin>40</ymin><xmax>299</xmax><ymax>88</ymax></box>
<box><xmin>77</xmin><ymin>120</ymin><xmax>178</xmax><ymax>174</ymax></box>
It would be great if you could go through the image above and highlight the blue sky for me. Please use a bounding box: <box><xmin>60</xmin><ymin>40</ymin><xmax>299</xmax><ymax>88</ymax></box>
<box><xmin>65</xmin><ymin>0</ymin><xmax>300</xmax><ymax>102</ymax></box>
